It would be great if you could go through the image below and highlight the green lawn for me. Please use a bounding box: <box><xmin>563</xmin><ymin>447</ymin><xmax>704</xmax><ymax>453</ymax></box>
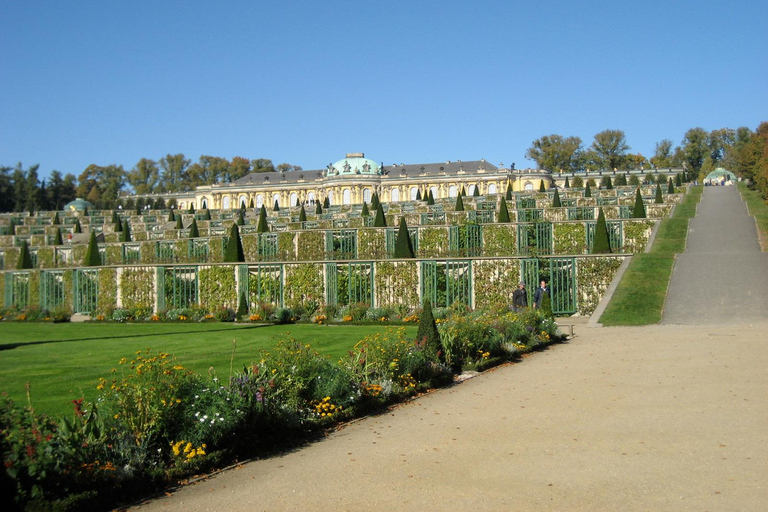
<box><xmin>599</xmin><ymin>185</ymin><xmax>703</xmax><ymax>325</ymax></box>
<box><xmin>738</xmin><ymin>181</ymin><xmax>768</xmax><ymax>251</ymax></box>
<box><xmin>0</xmin><ymin>322</ymin><xmax>415</xmax><ymax>418</ymax></box>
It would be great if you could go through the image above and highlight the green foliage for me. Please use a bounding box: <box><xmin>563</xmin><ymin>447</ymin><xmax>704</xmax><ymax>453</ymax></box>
<box><xmin>415</xmin><ymin>299</ymin><xmax>442</xmax><ymax>359</ymax></box>
<box><xmin>676</xmin><ymin>173</ymin><xmax>683</xmax><ymax>187</ymax></box>
<box><xmin>16</xmin><ymin>241</ymin><xmax>33</xmax><ymax>269</ymax></box>
<box><xmin>298</xmin><ymin>206</ymin><xmax>307</xmax><ymax>222</ymax></box>
<box><xmin>83</xmin><ymin>231</ymin><xmax>101</xmax><ymax>267</ymax></box>
<box><xmin>539</xmin><ymin>180</ymin><xmax>546</xmax><ymax>192</ymax></box>
<box><xmin>415</xmin><ymin>189</ymin><xmax>422</xmax><ymax>201</ymax></box>
<box><xmin>236</xmin><ymin>211</ymin><xmax>245</xmax><ymax>226</ymax></box>
<box><xmin>426</xmin><ymin>190</ymin><xmax>435</xmax><ymax>205</ymax></box>
<box><xmin>120</xmin><ymin>220</ymin><xmax>131</xmax><ymax>242</ymax></box>
<box><xmin>203</xmin><ymin>209</ymin><xmax>211</xmax><ymax>221</ymax></box>
<box><xmin>481</xmin><ymin>225</ymin><xmax>516</xmax><ymax>256</ymax></box>
<box><xmin>601</xmin><ymin>175</ymin><xmax>613</xmax><ymax>189</ymax></box>
<box><xmin>323</xmin><ymin>196</ymin><xmax>330</xmax><ymax>208</ymax></box>
<box><xmin>51</xmin><ymin>212</ymin><xmax>60</xmax><ymax>225</ymax></box>
<box><xmin>73</xmin><ymin>219</ymin><xmax>82</xmax><ymax>234</ymax></box>
<box><xmin>668</xmin><ymin>178</ymin><xmax>675</xmax><ymax>194</ymax></box>
<box><xmin>176</xmin><ymin>215</ymin><xmax>184</xmax><ymax>229</ymax></box>
<box><xmin>273</xmin><ymin>199</ymin><xmax>280</xmax><ymax>211</ymax></box>
<box><xmin>506</xmin><ymin>182</ymin><xmax>513</xmax><ymax>200</ymax></box>
<box><xmin>360</xmin><ymin>202</ymin><xmax>369</xmax><ymax>217</ymax></box>
<box><xmin>460</xmin><ymin>186</ymin><xmax>466</xmax><ymax>197</ymax></box>
<box><xmin>497</xmin><ymin>197</ymin><xmax>511</xmax><ymax>222</ymax></box>
<box><xmin>168</xmin><ymin>210</ymin><xmax>175</xmax><ymax>222</ymax></box>
<box><xmin>52</xmin><ymin>227</ymin><xmax>63</xmax><ymax>246</ymax></box>
<box><xmin>553</xmin><ymin>223</ymin><xmax>586</xmax><ymax>255</ymax></box>
<box><xmin>552</xmin><ymin>188</ymin><xmax>562</xmax><ymax>207</ymax></box>
<box><xmin>257</xmin><ymin>205</ymin><xmax>269</xmax><ymax>233</ymax></box>
<box><xmin>655</xmin><ymin>183</ymin><xmax>664</xmax><ymax>203</ymax></box>
<box><xmin>373</xmin><ymin>203</ymin><xmax>386</xmax><ymax>227</ymax></box>
<box><xmin>236</xmin><ymin>291</ymin><xmax>249</xmax><ymax>319</ymax></box>
<box><xmin>632</xmin><ymin>188</ymin><xmax>646</xmax><ymax>218</ymax></box>
<box><xmin>223</xmin><ymin>223</ymin><xmax>245</xmax><ymax>263</ymax></box>
<box><xmin>188</xmin><ymin>218</ymin><xmax>199</xmax><ymax>238</ymax></box>
<box><xmin>591</xmin><ymin>207</ymin><xmax>612</xmax><ymax>254</ymax></box>
<box><xmin>584</xmin><ymin>181</ymin><xmax>592</xmax><ymax>197</ymax></box>
<box><xmin>473</xmin><ymin>185</ymin><xmax>480</xmax><ymax>197</ymax></box>
<box><xmin>564</xmin><ymin>176</ymin><xmax>570</xmax><ymax>188</ymax></box>
<box><xmin>370</xmin><ymin>192</ymin><xmax>380</xmax><ymax>210</ymax></box>
<box><xmin>454</xmin><ymin>194</ymin><xmax>465</xmax><ymax>211</ymax></box>
<box><xmin>393</xmin><ymin>217</ymin><xmax>415</xmax><ymax>258</ymax></box>
<box><xmin>315</xmin><ymin>202</ymin><xmax>322</xmax><ymax>214</ymax></box>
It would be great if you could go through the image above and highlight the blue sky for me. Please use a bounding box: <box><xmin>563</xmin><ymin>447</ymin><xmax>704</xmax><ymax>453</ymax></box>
<box><xmin>1</xmin><ymin>0</ymin><xmax>766</xmax><ymax>179</ymax></box>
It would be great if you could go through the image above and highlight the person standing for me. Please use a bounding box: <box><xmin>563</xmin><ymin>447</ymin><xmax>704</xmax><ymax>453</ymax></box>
<box><xmin>512</xmin><ymin>282</ymin><xmax>528</xmax><ymax>312</ymax></box>
<box><xmin>533</xmin><ymin>280</ymin><xmax>549</xmax><ymax>309</ymax></box>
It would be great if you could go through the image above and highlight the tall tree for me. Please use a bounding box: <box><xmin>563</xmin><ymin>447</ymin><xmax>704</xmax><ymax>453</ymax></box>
<box><xmin>228</xmin><ymin>156</ymin><xmax>252</xmax><ymax>182</ymax></box>
<box><xmin>187</xmin><ymin>155</ymin><xmax>229</xmax><ymax>187</ymax></box>
<box><xmin>159</xmin><ymin>153</ymin><xmax>191</xmax><ymax>192</ymax></box>
<box><xmin>127</xmin><ymin>158</ymin><xmax>159</xmax><ymax>194</ymax></box>
<box><xmin>12</xmin><ymin>164</ymin><xmax>26</xmax><ymax>212</ymax></box>
<box><xmin>0</xmin><ymin>165</ymin><xmax>13</xmax><ymax>212</ymax></box>
<box><xmin>591</xmin><ymin>130</ymin><xmax>630</xmax><ymax>170</ymax></box>
<box><xmin>680</xmin><ymin>127</ymin><xmax>709</xmax><ymax>180</ymax></box>
<box><xmin>650</xmin><ymin>139</ymin><xmax>675</xmax><ymax>168</ymax></box>
<box><xmin>525</xmin><ymin>134</ymin><xmax>583</xmax><ymax>172</ymax></box>
<box><xmin>251</xmin><ymin>158</ymin><xmax>275</xmax><ymax>173</ymax></box>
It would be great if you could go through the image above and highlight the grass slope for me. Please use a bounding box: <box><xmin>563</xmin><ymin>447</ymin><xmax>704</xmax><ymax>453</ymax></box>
<box><xmin>738</xmin><ymin>182</ymin><xmax>768</xmax><ymax>251</ymax></box>
<box><xmin>599</xmin><ymin>185</ymin><xmax>703</xmax><ymax>325</ymax></box>
<box><xmin>0</xmin><ymin>322</ymin><xmax>415</xmax><ymax>417</ymax></box>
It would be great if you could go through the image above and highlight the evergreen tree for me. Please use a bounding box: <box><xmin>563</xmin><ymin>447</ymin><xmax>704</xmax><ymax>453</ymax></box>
<box><xmin>539</xmin><ymin>180</ymin><xmax>546</xmax><ymax>192</ymax></box>
<box><xmin>564</xmin><ymin>176</ymin><xmax>570</xmax><ymax>188</ymax></box>
<box><xmin>257</xmin><ymin>205</ymin><xmax>270</xmax><ymax>233</ymax></box>
<box><xmin>249</xmin><ymin>198</ymin><xmax>254</xmax><ymax>209</ymax></box>
<box><xmin>415</xmin><ymin>299</ymin><xmax>442</xmax><ymax>360</ymax></box>
<box><xmin>9</xmin><ymin>222</ymin><xmax>15</xmax><ymax>236</ymax></box>
<box><xmin>299</xmin><ymin>205</ymin><xmax>307</xmax><ymax>222</ymax></box>
<box><xmin>167</xmin><ymin>210</ymin><xmax>175</xmax><ymax>222</ymax></box>
<box><xmin>460</xmin><ymin>186</ymin><xmax>466</xmax><ymax>197</ymax></box>
<box><xmin>223</xmin><ymin>223</ymin><xmax>245</xmax><ymax>262</ymax></box>
<box><xmin>675</xmin><ymin>173</ymin><xmax>682</xmax><ymax>187</ymax></box>
<box><xmin>203</xmin><ymin>209</ymin><xmax>211</xmax><ymax>221</ymax></box>
<box><xmin>83</xmin><ymin>206</ymin><xmax>88</xmax><ymax>216</ymax></box>
<box><xmin>455</xmin><ymin>194</ymin><xmax>465</xmax><ymax>211</ymax></box>
<box><xmin>632</xmin><ymin>188</ymin><xmax>646</xmax><ymax>218</ymax></box>
<box><xmin>111</xmin><ymin>210</ymin><xmax>119</xmax><ymax>223</ymax></box>
<box><xmin>552</xmin><ymin>188</ymin><xmax>562</xmax><ymax>207</ymax></box>
<box><xmin>540</xmin><ymin>292</ymin><xmax>554</xmax><ymax>319</ymax></box>
<box><xmin>315</xmin><ymin>202</ymin><xmax>323</xmax><ymax>215</ymax></box>
<box><xmin>473</xmin><ymin>184</ymin><xmax>481</xmax><ymax>196</ymax></box>
<box><xmin>371</xmin><ymin>192</ymin><xmax>380</xmax><ymax>210</ymax></box>
<box><xmin>52</xmin><ymin>212</ymin><xmax>60</xmax><ymax>225</ymax></box>
<box><xmin>295</xmin><ymin>196</ymin><xmax>301</xmax><ymax>207</ymax></box>
<box><xmin>393</xmin><ymin>217</ymin><xmax>415</xmax><ymax>258</ymax></box>
<box><xmin>236</xmin><ymin>292</ymin><xmax>249</xmax><ymax>319</ymax></box>
<box><xmin>236</xmin><ymin>211</ymin><xmax>245</xmax><ymax>226</ymax></box>
<box><xmin>188</xmin><ymin>218</ymin><xmax>199</xmax><ymax>238</ymax></box>
<box><xmin>584</xmin><ymin>181</ymin><xmax>592</xmax><ymax>198</ymax></box>
<box><xmin>497</xmin><ymin>197</ymin><xmax>511</xmax><ymax>222</ymax></box>
<box><xmin>73</xmin><ymin>219</ymin><xmax>82</xmax><ymax>234</ymax></box>
<box><xmin>323</xmin><ymin>196</ymin><xmax>330</xmax><ymax>208</ymax></box>
<box><xmin>373</xmin><ymin>203</ymin><xmax>387</xmax><ymax>227</ymax></box>
<box><xmin>605</xmin><ymin>176</ymin><xmax>614</xmax><ymax>190</ymax></box>
<box><xmin>591</xmin><ymin>207</ymin><xmax>612</xmax><ymax>254</ymax></box>
<box><xmin>360</xmin><ymin>202</ymin><xmax>370</xmax><ymax>217</ymax></box>
<box><xmin>668</xmin><ymin>178</ymin><xmax>675</xmax><ymax>194</ymax></box>
<box><xmin>415</xmin><ymin>189</ymin><xmax>422</xmax><ymax>201</ymax></box>
<box><xmin>188</xmin><ymin>204</ymin><xmax>195</xmax><ymax>214</ymax></box>
<box><xmin>83</xmin><ymin>231</ymin><xmax>102</xmax><ymax>266</ymax></box>
<box><xmin>120</xmin><ymin>220</ymin><xmax>131</xmax><ymax>242</ymax></box>
<box><xmin>114</xmin><ymin>215</ymin><xmax>122</xmax><ymax>232</ymax></box>
<box><xmin>16</xmin><ymin>240</ymin><xmax>34</xmax><ymax>269</ymax></box>
<box><xmin>654</xmin><ymin>183</ymin><xmax>664</xmax><ymax>204</ymax></box>
<box><xmin>426</xmin><ymin>189</ymin><xmax>435</xmax><ymax>205</ymax></box>
<box><xmin>52</xmin><ymin>227</ymin><xmax>63</xmax><ymax>246</ymax></box>
<box><xmin>176</xmin><ymin>215</ymin><xmax>184</xmax><ymax>229</ymax></box>
<box><xmin>273</xmin><ymin>199</ymin><xmax>280</xmax><ymax>212</ymax></box>
<box><xmin>505</xmin><ymin>182</ymin><xmax>513</xmax><ymax>200</ymax></box>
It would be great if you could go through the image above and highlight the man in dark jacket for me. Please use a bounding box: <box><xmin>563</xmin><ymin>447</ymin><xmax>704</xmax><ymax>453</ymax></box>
<box><xmin>512</xmin><ymin>282</ymin><xmax>528</xmax><ymax>312</ymax></box>
<box><xmin>533</xmin><ymin>280</ymin><xmax>549</xmax><ymax>309</ymax></box>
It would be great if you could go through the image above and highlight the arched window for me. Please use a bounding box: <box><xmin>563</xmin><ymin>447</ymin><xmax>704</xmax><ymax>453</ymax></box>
<box><xmin>222</xmin><ymin>196</ymin><xmax>231</xmax><ymax>209</ymax></box>
<box><xmin>290</xmin><ymin>193</ymin><xmax>298</xmax><ymax>207</ymax></box>
<box><xmin>429</xmin><ymin>186</ymin><xmax>438</xmax><ymax>199</ymax></box>
<box><xmin>272</xmin><ymin>194</ymin><xmax>280</xmax><ymax>208</ymax></box>
<box><xmin>363</xmin><ymin>188</ymin><xmax>371</xmax><ymax>204</ymax></box>
<box><xmin>410</xmin><ymin>187</ymin><xmax>419</xmax><ymax>200</ymax></box>
<box><xmin>238</xmin><ymin>195</ymin><xmax>248</xmax><ymax>208</ymax></box>
<box><xmin>327</xmin><ymin>191</ymin><xmax>333</xmax><ymax>205</ymax></box>
<box><xmin>256</xmin><ymin>194</ymin><xmax>264</xmax><ymax>208</ymax></box>
<box><xmin>468</xmin><ymin>185</ymin><xmax>476</xmax><ymax>195</ymax></box>
<box><xmin>342</xmin><ymin>189</ymin><xmax>351</xmax><ymax>205</ymax></box>
<box><xmin>449</xmin><ymin>185</ymin><xmax>457</xmax><ymax>198</ymax></box>
<box><xmin>201</xmin><ymin>199</ymin><xmax>208</xmax><ymax>209</ymax></box>
<box><xmin>390</xmin><ymin>188</ymin><xmax>400</xmax><ymax>202</ymax></box>
<box><xmin>488</xmin><ymin>184</ymin><xmax>497</xmax><ymax>195</ymax></box>
<box><xmin>524</xmin><ymin>182</ymin><xmax>534</xmax><ymax>191</ymax></box>
<box><xmin>307</xmin><ymin>192</ymin><xmax>316</xmax><ymax>204</ymax></box>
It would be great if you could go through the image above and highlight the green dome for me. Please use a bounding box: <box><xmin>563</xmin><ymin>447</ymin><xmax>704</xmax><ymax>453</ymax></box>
<box><xmin>64</xmin><ymin>198</ymin><xmax>96</xmax><ymax>211</ymax></box>
<box><xmin>329</xmin><ymin>153</ymin><xmax>380</xmax><ymax>175</ymax></box>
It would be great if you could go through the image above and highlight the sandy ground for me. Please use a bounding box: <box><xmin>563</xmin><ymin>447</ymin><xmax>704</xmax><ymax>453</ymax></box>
<box><xmin>131</xmin><ymin>322</ymin><xmax>768</xmax><ymax>512</ymax></box>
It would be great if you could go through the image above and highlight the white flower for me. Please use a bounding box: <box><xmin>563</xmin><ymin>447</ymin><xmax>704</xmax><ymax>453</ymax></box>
<box><xmin>195</xmin><ymin>412</ymin><xmax>200</xmax><ymax>417</ymax></box>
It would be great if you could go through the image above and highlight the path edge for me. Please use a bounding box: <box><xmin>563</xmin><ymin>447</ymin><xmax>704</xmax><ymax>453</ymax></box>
<box><xmin>586</xmin><ymin>254</ymin><xmax>633</xmax><ymax>328</ymax></box>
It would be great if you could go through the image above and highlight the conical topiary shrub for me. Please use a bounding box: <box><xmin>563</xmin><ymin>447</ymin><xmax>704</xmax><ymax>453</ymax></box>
<box><xmin>236</xmin><ymin>292</ymin><xmax>249</xmax><ymax>319</ymax></box>
<box><xmin>415</xmin><ymin>189</ymin><xmax>422</xmax><ymax>201</ymax></box>
<box><xmin>52</xmin><ymin>227</ymin><xmax>63</xmax><ymax>246</ymax></box>
<box><xmin>176</xmin><ymin>215</ymin><xmax>184</xmax><ymax>229</ymax></box>
<box><xmin>373</xmin><ymin>203</ymin><xmax>386</xmax><ymax>227</ymax></box>
<box><xmin>73</xmin><ymin>219</ymin><xmax>82</xmax><ymax>234</ymax></box>
<box><xmin>605</xmin><ymin>176</ymin><xmax>614</xmax><ymax>190</ymax></box>
<box><xmin>426</xmin><ymin>190</ymin><xmax>435</xmax><ymax>205</ymax></box>
<box><xmin>120</xmin><ymin>220</ymin><xmax>131</xmax><ymax>242</ymax></box>
<box><xmin>539</xmin><ymin>180</ymin><xmax>546</xmax><ymax>192</ymax></box>
<box><xmin>52</xmin><ymin>212</ymin><xmax>60</xmax><ymax>225</ymax></box>
<box><xmin>257</xmin><ymin>205</ymin><xmax>269</xmax><ymax>233</ymax></box>
<box><xmin>564</xmin><ymin>176</ymin><xmax>570</xmax><ymax>189</ymax></box>
<box><xmin>315</xmin><ymin>202</ymin><xmax>322</xmax><ymax>214</ymax></box>
<box><xmin>294</xmin><ymin>196</ymin><xmax>301</xmax><ymax>207</ymax></box>
<box><xmin>360</xmin><ymin>202</ymin><xmax>370</xmax><ymax>217</ymax></box>
<box><xmin>111</xmin><ymin>210</ymin><xmax>119</xmax><ymax>224</ymax></box>
<box><xmin>540</xmin><ymin>291</ymin><xmax>554</xmax><ymax>319</ymax></box>
<box><xmin>415</xmin><ymin>299</ymin><xmax>442</xmax><ymax>360</ymax></box>
<box><xmin>460</xmin><ymin>186</ymin><xmax>466</xmax><ymax>197</ymax></box>
<box><xmin>675</xmin><ymin>173</ymin><xmax>682</xmax><ymax>187</ymax></box>
<box><xmin>632</xmin><ymin>188</ymin><xmax>646</xmax><ymax>218</ymax></box>
<box><xmin>584</xmin><ymin>181</ymin><xmax>592</xmax><ymax>198</ymax></box>
<box><xmin>203</xmin><ymin>209</ymin><xmax>211</xmax><ymax>221</ymax></box>
<box><xmin>552</xmin><ymin>188</ymin><xmax>562</xmax><ymax>208</ymax></box>
<box><xmin>393</xmin><ymin>217</ymin><xmax>415</xmax><ymax>258</ymax></box>
<box><xmin>498</xmin><ymin>197</ymin><xmax>510</xmax><ymax>223</ymax></box>
<box><xmin>371</xmin><ymin>192</ymin><xmax>380</xmax><ymax>211</ymax></box>
<box><xmin>236</xmin><ymin>211</ymin><xmax>245</xmax><ymax>226</ymax></box>
<box><xmin>655</xmin><ymin>183</ymin><xmax>663</xmax><ymax>204</ymax></box>
<box><xmin>473</xmin><ymin>184</ymin><xmax>480</xmax><ymax>197</ymax></box>
<box><xmin>323</xmin><ymin>196</ymin><xmax>330</xmax><ymax>208</ymax></box>
<box><xmin>114</xmin><ymin>216</ymin><xmax>122</xmax><ymax>232</ymax></box>
<box><xmin>591</xmin><ymin>207</ymin><xmax>612</xmax><ymax>254</ymax></box>
<box><xmin>299</xmin><ymin>206</ymin><xmax>307</xmax><ymax>222</ymax></box>
<box><xmin>223</xmin><ymin>223</ymin><xmax>245</xmax><ymax>262</ymax></box>
<box><xmin>188</xmin><ymin>218</ymin><xmax>199</xmax><ymax>238</ymax></box>
<box><xmin>83</xmin><ymin>231</ymin><xmax>102</xmax><ymax>266</ymax></box>
<box><xmin>248</xmin><ymin>198</ymin><xmax>254</xmax><ymax>209</ymax></box>
<box><xmin>273</xmin><ymin>199</ymin><xmax>280</xmax><ymax>212</ymax></box>
<box><xmin>189</xmin><ymin>204</ymin><xmax>195</xmax><ymax>214</ymax></box>
<box><xmin>455</xmin><ymin>194</ymin><xmax>465</xmax><ymax>212</ymax></box>
<box><xmin>668</xmin><ymin>178</ymin><xmax>675</xmax><ymax>194</ymax></box>
<box><xmin>168</xmin><ymin>211</ymin><xmax>175</xmax><ymax>222</ymax></box>
<box><xmin>505</xmin><ymin>182</ymin><xmax>513</xmax><ymax>200</ymax></box>
<box><xmin>16</xmin><ymin>241</ymin><xmax>34</xmax><ymax>269</ymax></box>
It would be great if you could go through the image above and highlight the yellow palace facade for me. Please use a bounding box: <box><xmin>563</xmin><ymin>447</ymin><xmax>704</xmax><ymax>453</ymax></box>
<box><xmin>158</xmin><ymin>154</ymin><xmax>554</xmax><ymax>210</ymax></box>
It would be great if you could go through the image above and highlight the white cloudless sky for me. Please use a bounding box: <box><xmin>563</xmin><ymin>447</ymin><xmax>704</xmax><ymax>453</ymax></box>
<box><xmin>1</xmin><ymin>0</ymin><xmax>766</xmax><ymax>178</ymax></box>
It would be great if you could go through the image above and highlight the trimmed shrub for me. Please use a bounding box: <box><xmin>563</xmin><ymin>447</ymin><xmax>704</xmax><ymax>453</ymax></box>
<box><xmin>73</xmin><ymin>219</ymin><xmax>82</xmax><ymax>234</ymax></box>
<box><xmin>360</xmin><ymin>202</ymin><xmax>369</xmax><ymax>217</ymax></box>
<box><xmin>373</xmin><ymin>203</ymin><xmax>386</xmax><ymax>227</ymax></box>
<box><xmin>668</xmin><ymin>178</ymin><xmax>675</xmax><ymax>194</ymax></box>
<box><xmin>539</xmin><ymin>180</ymin><xmax>546</xmax><ymax>192</ymax></box>
<box><xmin>426</xmin><ymin>190</ymin><xmax>435</xmax><ymax>205</ymax></box>
<box><xmin>236</xmin><ymin>292</ymin><xmax>249</xmax><ymax>319</ymax></box>
<box><xmin>120</xmin><ymin>220</ymin><xmax>131</xmax><ymax>242</ymax></box>
<box><xmin>505</xmin><ymin>182</ymin><xmax>513</xmax><ymax>200</ymax></box>
<box><xmin>415</xmin><ymin>189</ymin><xmax>422</xmax><ymax>201</ymax></box>
<box><xmin>257</xmin><ymin>205</ymin><xmax>269</xmax><ymax>233</ymax></box>
<box><xmin>223</xmin><ymin>223</ymin><xmax>245</xmax><ymax>262</ymax></box>
<box><xmin>83</xmin><ymin>231</ymin><xmax>101</xmax><ymax>266</ymax></box>
<box><xmin>564</xmin><ymin>176</ymin><xmax>570</xmax><ymax>188</ymax></box>
<box><xmin>552</xmin><ymin>188</ymin><xmax>562</xmax><ymax>207</ymax></box>
<box><xmin>315</xmin><ymin>202</ymin><xmax>323</xmax><ymax>214</ymax></box>
<box><xmin>473</xmin><ymin>185</ymin><xmax>480</xmax><ymax>197</ymax></box>
<box><xmin>52</xmin><ymin>212</ymin><xmax>60</xmax><ymax>225</ymax></box>
<box><xmin>415</xmin><ymin>299</ymin><xmax>442</xmax><ymax>360</ymax></box>
<box><xmin>460</xmin><ymin>186</ymin><xmax>466</xmax><ymax>197</ymax></box>
<box><xmin>591</xmin><ymin>207</ymin><xmax>612</xmax><ymax>254</ymax></box>
<box><xmin>273</xmin><ymin>199</ymin><xmax>279</xmax><ymax>212</ymax></box>
<box><xmin>323</xmin><ymin>196</ymin><xmax>330</xmax><ymax>208</ymax></box>
<box><xmin>632</xmin><ymin>188</ymin><xmax>646</xmax><ymax>218</ymax></box>
<box><xmin>299</xmin><ymin>206</ymin><xmax>307</xmax><ymax>222</ymax></box>
<box><xmin>188</xmin><ymin>218</ymin><xmax>200</xmax><ymax>238</ymax></box>
<box><xmin>454</xmin><ymin>194</ymin><xmax>465</xmax><ymax>212</ymax></box>
<box><xmin>371</xmin><ymin>192</ymin><xmax>380</xmax><ymax>210</ymax></box>
<box><xmin>176</xmin><ymin>215</ymin><xmax>184</xmax><ymax>229</ymax></box>
<box><xmin>394</xmin><ymin>217</ymin><xmax>415</xmax><ymax>258</ymax></box>
<box><xmin>498</xmin><ymin>197</ymin><xmax>510</xmax><ymax>222</ymax></box>
<box><xmin>52</xmin><ymin>227</ymin><xmax>63</xmax><ymax>246</ymax></box>
<box><xmin>16</xmin><ymin>241</ymin><xmax>33</xmax><ymax>269</ymax></box>
<box><xmin>584</xmin><ymin>181</ymin><xmax>592</xmax><ymax>198</ymax></box>
<box><xmin>655</xmin><ymin>183</ymin><xmax>663</xmax><ymax>204</ymax></box>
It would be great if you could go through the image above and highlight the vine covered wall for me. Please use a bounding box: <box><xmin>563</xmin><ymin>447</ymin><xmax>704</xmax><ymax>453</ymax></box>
<box><xmin>553</xmin><ymin>223</ymin><xmax>587</xmax><ymax>255</ymax></box>
<box><xmin>473</xmin><ymin>259</ymin><xmax>520</xmax><ymax>308</ymax></box>
<box><xmin>374</xmin><ymin>261</ymin><xmax>418</xmax><ymax>307</ymax></box>
<box><xmin>199</xmin><ymin>266</ymin><xmax>237</xmax><ymax>309</ymax></box>
<box><xmin>284</xmin><ymin>263</ymin><xmax>324</xmax><ymax>310</ymax></box>
<box><xmin>482</xmin><ymin>225</ymin><xmax>517</xmax><ymax>257</ymax></box>
<box><xmin>119</xmin><ymin>267</ymin><xmax>155</xmax><ymax>312</ymax></box>
<box><xmin>576</xmin><ymin>256</ymin><xmax>624</xmax><ymax>315</ymax></box>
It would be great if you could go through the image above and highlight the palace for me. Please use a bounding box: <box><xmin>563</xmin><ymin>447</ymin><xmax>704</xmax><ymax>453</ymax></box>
<box><xmin>151</xmin><ymin>153</ymin><xmax>554</xmax><ymax>211</ymax></box>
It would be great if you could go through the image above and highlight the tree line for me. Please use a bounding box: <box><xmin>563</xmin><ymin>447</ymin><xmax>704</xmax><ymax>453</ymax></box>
<box><xmin>525</xmin><ymin>125</ymin><xmax>768</xmax><ymax>191</ymax></box>
<box><xmin>0</xmin><ymin>156</ymin><xmax>302</xmax><ymax>213</ymax></box>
